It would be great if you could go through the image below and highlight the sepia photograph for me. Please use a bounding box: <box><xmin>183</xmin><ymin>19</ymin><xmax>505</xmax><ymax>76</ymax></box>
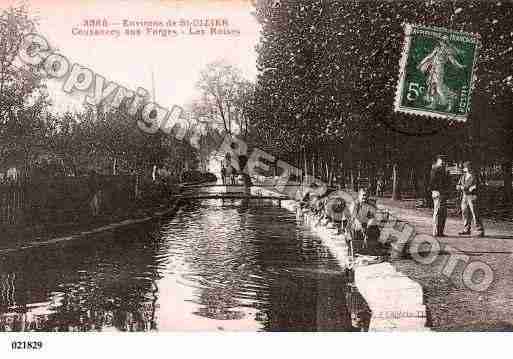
<box><xmin>0</xmin><ymin>0</ymin><xmax>513</xmax><ymax>355</ymax></box>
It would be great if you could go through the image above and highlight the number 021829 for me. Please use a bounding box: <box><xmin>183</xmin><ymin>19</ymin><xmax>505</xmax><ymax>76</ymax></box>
<box><xmin>11</xmin><ymin>341</ymin><xmax>43</xmax><ymax>350</ymax></box>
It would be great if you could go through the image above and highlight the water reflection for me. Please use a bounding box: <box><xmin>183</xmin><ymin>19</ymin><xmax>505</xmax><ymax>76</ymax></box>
<box><xmin>0</xmin><ymin>198</ymin><xmax>357</xmax><ymax>331</ymax></box>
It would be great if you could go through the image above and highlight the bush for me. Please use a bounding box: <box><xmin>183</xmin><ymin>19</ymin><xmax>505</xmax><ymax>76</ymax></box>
<box><xmin>204</xmin><ymin>172</ymin><xmax>217</xmax><ymax>182</ymax></box>
<box><xmin>182</xmin><ymin>171</ymin><xmax>218</xmax><ymax>183</ymax></box>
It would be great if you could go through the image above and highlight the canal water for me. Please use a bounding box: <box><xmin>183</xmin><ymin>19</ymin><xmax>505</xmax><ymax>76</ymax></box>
<box><xmin>0</xmin><ymin>198</ymin><xmax>360</xmax><ymax>331</ymax></box>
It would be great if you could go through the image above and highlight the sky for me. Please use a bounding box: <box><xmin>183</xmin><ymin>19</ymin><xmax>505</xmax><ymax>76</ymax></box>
<box><xmin>5</xmin><ymin>0</ymin><xmax>261</xmax><ymax>112</ymax></box>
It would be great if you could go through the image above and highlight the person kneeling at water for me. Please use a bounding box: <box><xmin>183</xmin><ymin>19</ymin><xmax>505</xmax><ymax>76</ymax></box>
<box><xmin>348</xmin><ymin>188</ymin><xmax>380</xmax><ymax>249</ymax></box>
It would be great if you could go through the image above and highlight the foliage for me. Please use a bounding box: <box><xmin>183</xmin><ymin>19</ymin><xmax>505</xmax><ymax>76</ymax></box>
<box><xmin>194</xmin><ymin>60</ymin><xmax>255</xmax><ymax>137</ymax></box>
<box><xmin>181</xmin><ymin>170</ymin><xmax>217</xmax><ymax>183</ymax></box>
<box><xmin>0</xmin><ymin>5</ymin><xmax>200</xmax><ymax>181</ymax></box>
<box><xmin>252</xmin><ymin>0</ymin><xmax>513</xmax><ymax>197</ymax></box>
<box><xmin>0</xmin><ymin>5</ymin><xmax>50</xmax><ymax>174</ymax></box>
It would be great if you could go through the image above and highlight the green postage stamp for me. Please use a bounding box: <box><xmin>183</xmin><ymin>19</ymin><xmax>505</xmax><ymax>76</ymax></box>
<box><xmin>394</xmin><ymin>24</ymin><xmax>481</xmax><ymax>121</ymax></box>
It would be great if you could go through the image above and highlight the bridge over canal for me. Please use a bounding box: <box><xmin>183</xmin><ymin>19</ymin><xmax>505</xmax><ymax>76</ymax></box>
<box><xmin>177</xmin><ymin>184</ymin><xmax>289</xmax><ymax>205</ymax></box>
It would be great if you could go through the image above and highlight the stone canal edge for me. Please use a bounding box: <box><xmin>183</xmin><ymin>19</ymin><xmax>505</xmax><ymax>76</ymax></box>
<box><xmin>0</xmin><ymin>201</ymin><xmax>182</xmax><ymax>256</ymax></box>
<box><xmin>252</xmin><ymin>187</ymin><xmax>429</xmax><ymax>332</ymax></box>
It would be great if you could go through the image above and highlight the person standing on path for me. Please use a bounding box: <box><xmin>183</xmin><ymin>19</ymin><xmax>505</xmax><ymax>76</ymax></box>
<box><xmin>430</xmin><ymin>155</ymin><xmax>451</xmax><ymax>237</ymax></box>
<box><xmin>221</xmin><ymin>165</ymin><xmax>227</xmax><ymax>185</ymax></box>
<box><xmin>223</xmin><ymin>152</ymin><xmax>237</xmax><ymax>185</ymax></box>
<box><xmin>457</xmin><ymin>161</ymin><xmax>485</xmax><ymax>237</ymax></box>
<box><xmin>88</xmin><ymin>170</ymin><xmax>101</xmax><ymax>217</ymax></box>
<box><xmin>376</xmin><ymin>176</ymin><xmax>384</xmax><ymax>197</ymax></box>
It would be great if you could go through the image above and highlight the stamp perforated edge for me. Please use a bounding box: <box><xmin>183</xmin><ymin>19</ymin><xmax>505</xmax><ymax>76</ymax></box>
<box><xmin>393</xmin><ymin>23</ymin><xmax>413</xmax><ymax>116</ymax></box>
<box><xmin>393</xmin><ymin>23</ymin><xmax>482</xmax><ymax>122</ymax></box>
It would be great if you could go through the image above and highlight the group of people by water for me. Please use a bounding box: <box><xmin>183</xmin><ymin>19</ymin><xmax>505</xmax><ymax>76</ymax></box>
<box><xmin>298</xmin><ymin>184</ymin><xmax>386</xmax><ymax>259</ymax></box>
<box><xmin>220</xmin><ymin>153</ymin><xmax>252</xmax><ymax>189</ymax></box>
<box><xmin>220</xmin><ymin>163</ymin><xmax>237</xmax><ymax>185</ymax></box>
<box><xmin>294</xmin><ymin>152</ymin><xmax>487</xmax><ymax>263</ymax></box>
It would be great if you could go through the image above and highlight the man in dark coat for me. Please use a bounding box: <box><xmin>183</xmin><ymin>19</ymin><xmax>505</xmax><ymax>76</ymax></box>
<box><xmin>430</xmin><ymin>155</ymin><xmax>451</xmax><ymax>237</ymax></box>
<box><xmin>457</xmin><ymin>161</ymin><xmax>485</xmax><ymax>237</ymax></box>
<box><xmin>220</xmin><ymin>165</ymin><xmax>227</xmax><ymax>185</ymax></box>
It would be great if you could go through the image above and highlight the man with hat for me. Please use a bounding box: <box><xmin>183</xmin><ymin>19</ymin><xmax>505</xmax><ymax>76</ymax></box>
<box><xmin>457</xmin><ymin>161</ymin><xmax>485</xmax><ymax>237</ymax></box>
<box><xmin>348</xmin><ymin>188</ymin><xmax>379</xmax><ymax>249</ymax></box>
<box><xmin>430</xmin><ymin>154</ymin><xmax>451</xmax><ymax>237</ymax></box>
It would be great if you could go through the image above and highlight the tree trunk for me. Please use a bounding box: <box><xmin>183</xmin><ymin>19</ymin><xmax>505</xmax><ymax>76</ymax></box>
<box><xmin>350</xmin><ymin>165</ymin><xmax>359</xmax><ymax>192</ymax></box>
<box><xmin>327</xmin><ymin>158</ymin><xmax>334</xmax><ymax>187</ymax></box>
<box><xmin>423</xmin><ymin>163</ymin><xmax>432</xmax><ymax>207</ymax></box>
<box><xmin>312</xmin><ymin>155</ymin><xmax>315</xmax><ymax>179</ymax></box>
<box><xmin>412</xmin><ymin>167</ymin><xmax>419</xmax><ymax>197</ymax></box>
<box><xmin>152</xmin><ymin>165</ymin><xmax>157</xmax><ymax>182</ymax></box>
<box><xmin>134</xmin><ymin>174</ymin><xmax>140</xmax><ymax>199</ymax></box>
<box><xmin>502</xmin><ymin>160</ymin><xmax>512</xmax><ymax>204</ymax></box>
<box><xmin>392</xmin><ymin>163</ymin><xmax>401</xmax><ymax>200</ymax></box>
<box><xmin>304</xmin><ymin>155</ymin><xmax>308</xmax><ymax>180</ymax></box>
<box><xmin>369</xmin><ymin>164</ymin><xmax>376</xmax><ymax>196</ymax></box>
<box><xmin>325</xmin><ymin>159</ymin><xmax>329</xmax><ymax>185</ymax></box>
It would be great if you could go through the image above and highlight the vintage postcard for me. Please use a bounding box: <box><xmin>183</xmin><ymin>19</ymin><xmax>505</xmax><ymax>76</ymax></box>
<box><xmin>1</xmin><ymin>0</ymin><xmax>513</xmax><ymax>356</ymax></box>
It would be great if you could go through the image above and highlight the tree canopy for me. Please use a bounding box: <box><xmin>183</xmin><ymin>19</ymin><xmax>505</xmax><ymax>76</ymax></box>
<box><xmin>251</xmin><ymin>0</ymin><xmax>513</xmax><ymax>198</ymax></box>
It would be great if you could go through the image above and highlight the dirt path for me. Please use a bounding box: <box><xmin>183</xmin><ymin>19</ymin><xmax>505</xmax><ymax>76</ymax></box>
<box><xmin>377</xmin><ymin>197</ymin><xmax>513</xmax><ymax>331</ymax></box>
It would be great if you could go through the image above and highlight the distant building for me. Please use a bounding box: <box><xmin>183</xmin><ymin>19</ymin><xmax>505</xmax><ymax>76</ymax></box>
<box><xmin>0</xmin><ymin>151</ymin><xmax>24</xmax><ymax>182</ymax></box>
<box><xmin>6</xmin><ymin>167</ymin><xmax>18</xmax><ymax>181</ymax></box>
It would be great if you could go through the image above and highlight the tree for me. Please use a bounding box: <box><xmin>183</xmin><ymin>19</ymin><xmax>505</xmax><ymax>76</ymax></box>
<box><xmin>0</xmin><ymin>5</ymin><xmax>50</xmax><ymax>177</ymax></box>
<box><xmin>195</xmin><ymin>60</ymin><xmax>253</xmax><ymax>137</ymax></box>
